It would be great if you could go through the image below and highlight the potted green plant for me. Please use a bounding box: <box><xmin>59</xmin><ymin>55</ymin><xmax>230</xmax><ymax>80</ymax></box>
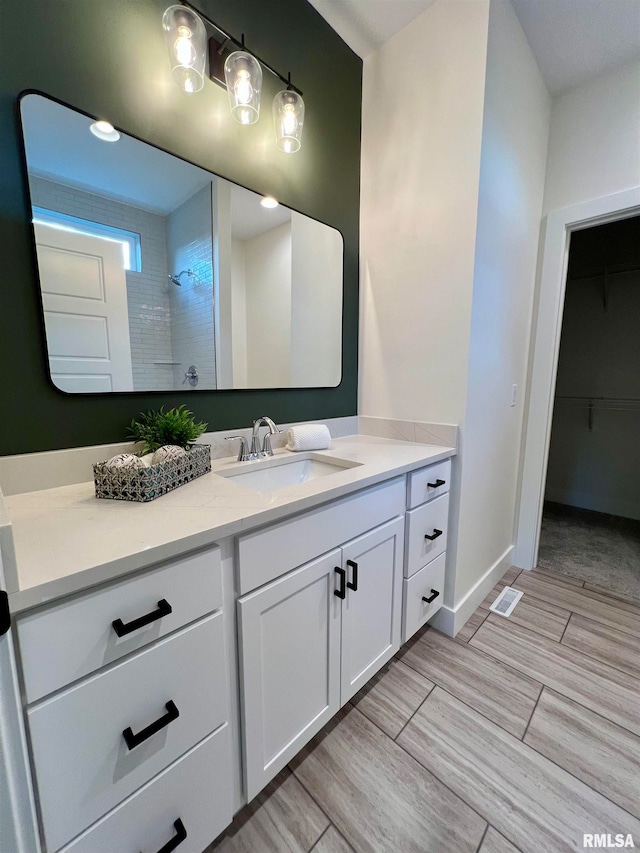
<box><xmin>127</xmin><ymin>405</ymin><xmax>208</xmax><ymax>454</ymax></box>
<box><xmin>93</xmin><ymin>406</ymin><xmax>211</xmax><ymax>502</ymax></box>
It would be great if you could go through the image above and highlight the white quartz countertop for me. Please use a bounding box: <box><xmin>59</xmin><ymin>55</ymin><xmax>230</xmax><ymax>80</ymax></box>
<box><xmin>3</xmin><ymin>436</ymin><xmax>454</xmax><ymax>612</ymax></box>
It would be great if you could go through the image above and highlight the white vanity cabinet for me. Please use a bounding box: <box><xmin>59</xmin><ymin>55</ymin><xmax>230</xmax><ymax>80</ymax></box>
<box><xmin>402</xmin><ymin>459</ymin><xmax>452</xmax><ymax>641</ymax></box>
<box><xmin>14</xmin><ymin>545</ymin><xmax>232</xmax><ymax>853</ymax></box>
<box><xmin>340</xmin><ymin>517</ymin><xmax>404</xmax><ymax>701</ymax></box>
<box><xmin>238</xmin><ymin>549</ymin><xmax>342</xmax><ymax>801</ymax></box>
<box><xmin>6</xmin><ymin>442</ymin><xmax>455</xmax><ymax>851</ymax></box>
<box><xmin>237</xmin><ymin>480</ymin><xmax>406</xmax><ymax>799</ymax></box>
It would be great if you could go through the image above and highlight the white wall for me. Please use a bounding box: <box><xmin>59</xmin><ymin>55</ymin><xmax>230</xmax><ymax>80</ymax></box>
<box><xmin>290</xmin><ymin>213</ymin><xmax>343</xmax><ymax>387</ymax></box>
<box><xmin>231</xmin><ymin>239</ymin><xmax>248</xmax><ymax>387</ymax></box>
<box><xmin>452</xmin><ymin>0</ymin><xmax>550</xmax><ymax>604</ymax></box>
<box><xmin>543</xmin><ymin>61</ymin><xmax>640</xmax><ymax>215</ymax></box>
<box><xmin>359</xmin><ymin>0</ymin><xmax>491</xmax><ymax>426</ymax></box>
<box><xmin>213</xmin><ymin>179</ymin><xmax>234</xmax><ymax>389</ymax></box>
<box><xmin>514</xmin><ymin>62</ymin><xmax>640</xmax><ymax>567</ymax></box>
<box><xmin>360</xmin><ymin>0</ymin><xmax>552</xmax><ymax>624</ymax></box>
<box><xmin>244</xmin><ymin>223</ymin><xmax>292</xmax><ymax>387</ymax></box>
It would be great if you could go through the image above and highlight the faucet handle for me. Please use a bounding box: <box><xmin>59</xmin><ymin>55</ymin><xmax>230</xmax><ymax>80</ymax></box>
<box><xmin>225</xmin><ymin>436</ymin><xmax>251</xmax><ymax>462</ymax></box>
<box><xmin>262</xmin><ymin>432</ymin><xmax>278</xmax><ymax>457</ymax></box>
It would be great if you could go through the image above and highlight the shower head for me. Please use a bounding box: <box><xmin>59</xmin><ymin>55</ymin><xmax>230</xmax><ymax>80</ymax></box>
<box><xmin>168</xmin><ymin>268</ymin><xmax>201</xmax><ymax>287</ymax></box>
<box><xmin>169</xmin><ymin>269</ymin><xmax>193</xmax><ymax>286</ymax></box>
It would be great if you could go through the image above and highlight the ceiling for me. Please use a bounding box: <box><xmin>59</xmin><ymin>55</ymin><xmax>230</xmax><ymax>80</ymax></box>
<box><xmin>21</xmin><ymin>94</ymin><xmax>212</xmax><ymax>215</ymax></box>
<box><xmin>308</xmin><ymin>0</ymin><xmax>437</xmax><ymax>59</ymax></box>
<box><xmin>510</xmin><ymin>0</ymin><xmax>640</xmax><ymax>94</ymax></box>
<box><xmin>307</xmin><ymin>0</ymin><xmax>640</xmax><ymax>94</ymax></box>
<box><xmin>231</xmin><ymin>184</ymin><xmax>291</xmax><ymax>241</ymax></box>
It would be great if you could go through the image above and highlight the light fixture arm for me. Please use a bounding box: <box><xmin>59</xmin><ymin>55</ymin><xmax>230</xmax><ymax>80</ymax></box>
<box><xmin>180</xmin><ymin>0</ymin><xmax>303</xmax><ymax>96</ymax></box>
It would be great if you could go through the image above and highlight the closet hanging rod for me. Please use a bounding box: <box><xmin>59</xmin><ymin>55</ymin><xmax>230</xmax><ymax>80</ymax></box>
<box><xmin>554</xmin><ymin>396</ymin><xmax>640</xmax><ymax>429</ymax></box>
<box><xmin>555</xmin><ymin>395</ymin><xmax>640</xmax><ymax>405</ymax></box>
<box><xmin>566</xmin><ymin>262</ymin><xmax>640</xmax><ymax>282</ymax></box>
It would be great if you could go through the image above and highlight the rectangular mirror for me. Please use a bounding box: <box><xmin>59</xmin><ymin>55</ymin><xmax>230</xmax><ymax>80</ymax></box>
<box><xmin>19</xmin><ymin>93</ymin><xmax>343</xmax><ymax>392</ymax></box>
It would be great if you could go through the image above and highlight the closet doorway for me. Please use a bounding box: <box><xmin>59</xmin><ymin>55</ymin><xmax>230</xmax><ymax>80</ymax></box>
<box><xmin>538</xmin><ymin>215</ymin><xmax>640</xmax><ymax>597</ymax></box>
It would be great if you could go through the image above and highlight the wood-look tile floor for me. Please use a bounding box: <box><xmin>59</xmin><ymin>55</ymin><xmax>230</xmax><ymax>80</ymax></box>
<box><xmin>210</xmin><ymin>566</ymin><xmax>640</xmax><ymax>853</ymax></box>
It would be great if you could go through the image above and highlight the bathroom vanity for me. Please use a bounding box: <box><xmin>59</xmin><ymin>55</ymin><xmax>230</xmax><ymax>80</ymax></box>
<box><xmin>1</xmin><ymin>435</ymin><xmax>454</xmax><ymax>853</ymax></box>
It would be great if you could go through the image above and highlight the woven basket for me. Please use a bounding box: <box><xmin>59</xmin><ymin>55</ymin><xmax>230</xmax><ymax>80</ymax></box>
<box><xmin>93</xmin><ymin>444</ymin><xmax>211</xmax><ymax>502</ymax></box>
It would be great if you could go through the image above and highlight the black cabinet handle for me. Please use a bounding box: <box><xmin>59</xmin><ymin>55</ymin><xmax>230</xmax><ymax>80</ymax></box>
<box><xmin>422</xmin><ymin>589</ymin><xmax>440</xmax><ymax>604</ymax></box>
<box><xmin>112</xmin><ymin>599</ymin><xmax>172</xmax><ymax>637</ymax></box>
<box><xmin>123</xmin><ymin>700</ymin><xmax>179</xmax><ymax>750</ymax></box>
<box><xmin>424</xmin><ymin>529</ymin><xmax>443</xmax><ymax>541</ymax></box>
<box><xmin>346</xmin><ymin>560</ymin><xmax>358</xmax><ymax>591</ymax></box>
<box><xmin>428</xmin><ymin>479</ymin><xmax>446</xmax><ymax>488</ymax></box>
<box><xmin>334</xmin><ymin>567</ymin><xmax>346</xmax><ymax>599</ymax></box>
<box><xmin>151</xmin><ymin>819</ymin><xmax>187</xmax><ymax>853</ymax></box>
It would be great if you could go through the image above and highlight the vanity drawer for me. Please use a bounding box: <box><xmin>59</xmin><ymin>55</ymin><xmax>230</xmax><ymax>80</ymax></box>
<box><xmin>405</xmin><ymin>493</ymin><xmax>449</xmax><ymax>578</ymax></box>
<box><xmin>28</xmin><ymin>612</ymin><xmax>226</xmax><ymax>853</ymax></box>
<box><xmin>59</xmin><ymin>726</ymin><xmax>232</xmax><ymax>853</ymax></box>
<box><xmin>402</xmin><ymin>552</ymin><xmax>446</xmax><ymax>642</ymax></box>
<box><xmin>238</xmin><ymin>477</ymin><xmax>406</xmax><ymax>594</ymax></box>
<box><xmin>17</xmin><ymin>545</ymin><xmax>222</xmax><ymax>703</ymax></box>
<box><xmin>407</xmin><ymin>459</ymin><xmax>451</xmax><ymax>508</ymax></box>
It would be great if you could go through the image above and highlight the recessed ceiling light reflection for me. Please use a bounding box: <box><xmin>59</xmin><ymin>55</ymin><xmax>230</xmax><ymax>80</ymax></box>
<box><xmin>89</xmin><ymin>120</ymin><xmax>120</xmax><ymax>142</ymax></box>
<box><xmin>260</xmin><ymin>196</ymin><xmax>279</xmax><ymax>209</ymax></box>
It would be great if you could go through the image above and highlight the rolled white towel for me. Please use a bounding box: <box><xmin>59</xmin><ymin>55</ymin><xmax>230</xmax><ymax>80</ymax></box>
<box><xmin>286</xmin><ymin>423</ymin><xmax>331</xmax><ymax>452</ymax></box>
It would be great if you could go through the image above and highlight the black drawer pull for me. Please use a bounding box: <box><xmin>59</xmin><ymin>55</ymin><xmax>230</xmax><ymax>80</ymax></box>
<box><xmin>424</xmin><ymin>529</ymin><xmax>443</xmax><ymax>541</ymax></box>
<box><xmin>123</xmin><ymin>700</ymin><xmax>179</xmax><ymax>750</ymax></box>
<box><xmin>334</xmin><ymin>567</ymin><xmax>346</xmax><ymax>599</ymax></box>
<box><xmin>152</xmin><ymin>818</ymin><xmax>187</xmax><ymax>853</ymax></box>
<box><xmin>346</xmin><ymin>559</ymin><xmax>358</xmax><ymax>591</ymax></box>
<box><xmin>112</xmin><ymin>599</ymin><xmax>172</xmax><ymax>637</ymax></box>
<box><xmin>422</xmin><ymin>589</ymin><xmax>440</xmax><ymax>604</ymax></box>
<box><xmin>428</xmin><ymin>479</ymin><xmax>446</xmax><ymax>488</ymax></box>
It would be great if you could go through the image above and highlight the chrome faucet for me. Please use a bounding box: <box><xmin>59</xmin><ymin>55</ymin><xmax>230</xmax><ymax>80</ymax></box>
<box><xmin>251</xmin><ymin>416</ymin><xmax>282</xmax><ymax>458</ymax></box>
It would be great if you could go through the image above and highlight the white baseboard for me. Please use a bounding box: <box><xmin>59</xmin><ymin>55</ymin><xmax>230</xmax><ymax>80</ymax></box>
<box><xmin>429</xmin><ymin>545</ymin><xmax>514</xmax><ymax>637</ymax></box>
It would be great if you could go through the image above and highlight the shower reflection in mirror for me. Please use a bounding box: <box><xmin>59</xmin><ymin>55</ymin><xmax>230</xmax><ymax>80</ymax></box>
<box><xmin>19</xmin><ymin>94</ymin><xmax>343</xmax><ymax>394</ymax></box>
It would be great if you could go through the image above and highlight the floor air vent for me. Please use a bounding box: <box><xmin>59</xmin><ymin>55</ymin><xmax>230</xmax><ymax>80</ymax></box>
<box><xmin>489</xmin><ymin>586</ymin><xmax>523</xmax><ymax>617</ymax></box>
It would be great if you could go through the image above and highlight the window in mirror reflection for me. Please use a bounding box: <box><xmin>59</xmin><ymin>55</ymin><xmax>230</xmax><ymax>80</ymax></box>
<box><xmin>19</xmin><ymin>94</ymin><xmax>343</xmax><ymax>394</ymax></box>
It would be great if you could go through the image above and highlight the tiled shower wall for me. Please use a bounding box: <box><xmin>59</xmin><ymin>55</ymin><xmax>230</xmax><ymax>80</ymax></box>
<box><xmin>167</xmin><ymin>185</ymin><xmax>216</xmax><ymax>390</ymax></box>
<box><xmin>28</xmin><ymin>176</ymin><xmax>173</xmax><ymax>391</ymax></box>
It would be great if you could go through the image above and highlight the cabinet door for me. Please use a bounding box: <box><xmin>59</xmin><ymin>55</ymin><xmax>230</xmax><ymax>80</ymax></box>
<box><xmin>238</xmin><ymin>549</ymin><xmax>342</xmax><ymax>800</ymax></box>
<box><xmin>340</xmin><ymin>517</ymin><xmax>404</xmax><ymax>704</ymax></box>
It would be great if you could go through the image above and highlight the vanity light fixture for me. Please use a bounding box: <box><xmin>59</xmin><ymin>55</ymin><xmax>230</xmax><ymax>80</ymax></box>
<box><xmin>260</xmin><ymin>196</ymin><xmax>279</xmax><ymax>209</ymax></box>
<box><xmin>273</xmin><ymin>84</ymin><xmax>304</xmax><ymax>154</ymax></box>
<box><xmin>163</xmin><ymin>3</ymin><xmax>305</xmax><ymax>150</ymax></box>
<box><xmin>224</xmin><ymin>47</ymin><xmax>262</xmax><ymax>125</ymax></box>
<box><xmin>89</xmin><ymin>121</ymin><xmax>120</xmax><ymax>142</ymax></box>
<box><xmin>162</xmin><ymin>4</ymin><xmax>207</xmax><ymax>93</ymax></box>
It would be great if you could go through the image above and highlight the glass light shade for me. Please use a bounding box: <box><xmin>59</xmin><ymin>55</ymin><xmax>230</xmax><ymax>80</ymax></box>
<box><xmin>273</xmin><ymin>90</ymin><xmax>304</xmax><ymax>153</ymax></box>
<box><xmin>162</xmin><ymin>5</ymin><xmax>207</xmax><ymax>94</ymax></box>
<box><xmin>224</xmin><ymin>51</ymin><xmax>262</xmax><ymax>125</ymax></box>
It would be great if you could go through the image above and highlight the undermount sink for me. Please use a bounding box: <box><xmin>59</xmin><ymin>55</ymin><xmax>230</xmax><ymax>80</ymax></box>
<box><xmin>217</xmin><ymin>453</ymin><xmax>362</xmax><ymax>492</ymax></box>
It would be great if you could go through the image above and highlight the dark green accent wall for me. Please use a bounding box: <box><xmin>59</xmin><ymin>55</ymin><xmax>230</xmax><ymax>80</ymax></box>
<box><xmin>0</xmin><ymin>0</ymin><xmax>361</xmax><ymax>455</ymax></box>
